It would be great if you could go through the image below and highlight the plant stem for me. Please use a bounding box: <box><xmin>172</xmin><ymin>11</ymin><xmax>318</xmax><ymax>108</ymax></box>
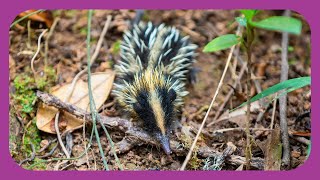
<box><xmin>86</xmin><ymin>9</ymin><xmax>109</xmax><ymax>171</ymax></box>
<box><xmin>244</xmin><ymin>24</ymin><xmax>254</xmax><ymax>170</ymax></box>
<box><xmin>279</xmin><ymin>10</ymin><xmax>291</xmax><ymax>169</ymax></box>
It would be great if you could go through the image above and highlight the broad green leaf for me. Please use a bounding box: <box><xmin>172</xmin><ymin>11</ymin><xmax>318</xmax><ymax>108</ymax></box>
<box><xmin>236</xmin><ymin>76</ymin><xmax>310</xmax><ymax>109</ymax></box>
<box><xmin>235</xmin><ymin>17</ymin><xmax>247</xmax><ymax>27</ymax></box>
<box><xmin>203</xmin><ymin>34</ymin><xmax>240</xmax><ymax>52</ymax></box>
<box><xmin>240</xmin><ymin>10</ymin><xmax>258</xmax><ymax>21</ymax></box>
<box><xmin>250</xmin><ymin>16</ymin><xmax>302</xmax><ymax>35</ymax></box>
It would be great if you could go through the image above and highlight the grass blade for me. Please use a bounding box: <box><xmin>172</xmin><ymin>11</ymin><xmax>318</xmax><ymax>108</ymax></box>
<box><xmin>10</xmin><ymin>9</ymin><xmax>45</xmax><ymax>28</ymax></box>
<box><xmin>235</xmin><ymin>76</ymin><xmax>310</xmax><ymax>110</ymax></box>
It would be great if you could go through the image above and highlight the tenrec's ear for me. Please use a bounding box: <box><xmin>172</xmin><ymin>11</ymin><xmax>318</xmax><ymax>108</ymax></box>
<box><xmin>168</xmin><ymin>89</ymin><xmax>176</xmax><ymax>102</ymax></box>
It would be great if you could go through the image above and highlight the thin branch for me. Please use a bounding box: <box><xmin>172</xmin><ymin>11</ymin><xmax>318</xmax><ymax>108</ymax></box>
<box><xmin>36</xmin><ymin>90</ymin><xmax>154</xmax><ymax>149</ymax></box>
<box><xmin>279</xmin><ymin>10</ymin><xmax>291</xmax><ymax>169</ymax></box>
<box><xmin>180</xmin><ymin>26</ymin><xmax>242</xmax><ymax>170</ymax></box>
<box><xmin>36</xmin><ymin>143</ymin><xmax>58</xmax><ymax>158</ymax></box>
<box><xmin>212</xmin><ymin>127</ymin><xmax>272</xmax><ymax>134</ymax></box>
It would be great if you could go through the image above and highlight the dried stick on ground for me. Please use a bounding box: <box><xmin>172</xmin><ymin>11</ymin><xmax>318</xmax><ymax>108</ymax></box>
<box><xmin>279</xmin><ymin>10</ymin><xmax>291</xmax><ymax>169</ymax></box>
<box><xmin>289</xmin><ymin>134</ymin><xmax>310</xmax><ymax>146</ymax></box>
<box><xmin>36</xmin><ymin>90</ymin><xmax>265</xmax><ymax>169</ymax></box>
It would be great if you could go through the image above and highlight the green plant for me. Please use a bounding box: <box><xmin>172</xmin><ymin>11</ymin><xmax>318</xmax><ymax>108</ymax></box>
<box><xmin>13</xmin><ymin>66</ymin><xmax>56</xmax><ymax>116</ymax></box>
<box><xmin>12</xmin><ymin>67</ymin><xmax>56</xmax><ymax>166</ymax></box>
<box><xmin>204</xmin><ymin>10</ymin><xmax>302</xmax><ymax>52</ymax></box>
<box><xmin>203</xmin><ymin>10</ymin><xmax>305</xmax><ymax>170</ymax></box>
<box><xmin>35</xmin><ymin>66</ymin><xmax>57</xmax><ymax>91</ymax></box>
<box><xmin>13</xmin><ymin>75</ymin><xmax>37</xmax><ymax>115</ymax></box>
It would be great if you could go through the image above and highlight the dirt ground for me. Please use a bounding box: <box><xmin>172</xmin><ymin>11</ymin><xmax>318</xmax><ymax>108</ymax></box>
<box><xmin>9</xmin><ymin>10</ymin><xmax>311</xmax><ymax>170</ymax></box>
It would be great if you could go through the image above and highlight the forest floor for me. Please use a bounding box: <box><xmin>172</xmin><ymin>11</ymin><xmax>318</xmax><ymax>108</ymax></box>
<box><xmin>9</xmin><ymin>10</ymin><xmax>311</xmax><ymax>170</ymax></box>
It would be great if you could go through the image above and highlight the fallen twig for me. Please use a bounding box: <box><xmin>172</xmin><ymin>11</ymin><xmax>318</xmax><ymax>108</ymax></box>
<box><xmin>36</xmin><ymin>143</ymin><xmax>58</xmax><ymax>158</ymax></box>
<box><xmin>289</xmin><ymin>134</ymin><xmax>310</xmax><ymax>146</ymax></box>
<box><xmin>36</xmin><ymin>90</ymin><xmax>265</xmax><ymax>169</ymax></box>
<box><xmin>212</xmin><ymin>127</ymin><xmax>272</xmax><ymax>134</ymax></box>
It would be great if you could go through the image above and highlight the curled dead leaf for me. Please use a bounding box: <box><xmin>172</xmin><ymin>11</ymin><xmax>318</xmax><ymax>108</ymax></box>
<box><xmin>18</xmin><ymin>10</ymin><xmax>53</xmax><ymax>28</ymax></box>
<box><xmin>36</xmin><ymin>71</ymin><xmax>115</xmax><ymax>134</ymax></box>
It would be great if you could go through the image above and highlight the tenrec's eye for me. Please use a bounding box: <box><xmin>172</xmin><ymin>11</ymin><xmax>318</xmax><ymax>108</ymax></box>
<box><xmin>168</xmin><ymin>89</ymin><xmax>176</xmax><ymax>102</ymax></box>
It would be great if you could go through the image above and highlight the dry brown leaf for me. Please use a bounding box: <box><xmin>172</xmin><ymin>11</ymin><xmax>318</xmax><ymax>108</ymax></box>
<box><xmin>18</xmin><ymin>10</ymin><xmax>53</xmax><ymax>28</ymax></box>
<box><xmin>36</xmin><ymin>71</ymin><xmax>115</xmax><ymax>134</ymax></box>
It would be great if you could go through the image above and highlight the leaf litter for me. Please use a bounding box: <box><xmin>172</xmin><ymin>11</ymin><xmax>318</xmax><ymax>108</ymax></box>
<box><xmin>36</xmin><ymin>71</ymin><xmax>115</xmax><ymax>134</ymax></box>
